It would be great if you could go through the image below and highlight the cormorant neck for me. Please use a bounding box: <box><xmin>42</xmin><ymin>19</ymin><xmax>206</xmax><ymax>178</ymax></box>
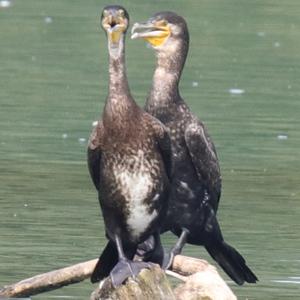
<box><xmin>104</xmin><ymin>35</ymin><xmax>137</xmax><ymax>127</ymax></box>
<box><xmin>146</xmin><ymin>40</ymin><xmax>188</xmax><ymax>110</ymax></box>
<box><xmin>108</xmin><ymin>36</ymin><xmax>130</xmax><ymax>98</ymax></box>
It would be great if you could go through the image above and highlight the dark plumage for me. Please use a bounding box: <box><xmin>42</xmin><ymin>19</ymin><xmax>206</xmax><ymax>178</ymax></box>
<box><xmin>132</xmin><ymin>11</ymin><xmax>258</xmax><ymax>285</ymax></box>
<box><xmin>88</xmin><ymin>6</ymin><xmax>171</xmax><ymax>286</ymax></box>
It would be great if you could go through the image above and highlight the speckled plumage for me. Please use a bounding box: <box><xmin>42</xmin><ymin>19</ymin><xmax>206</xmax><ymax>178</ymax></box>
<box><xmin>88</xmin><ymin>6</ymin><xmax>171</xmax><ymax>285</ymax></box>
<box><xmin>91</xmin><ymin>113</ymin><xmax>170</xmax><ymax>244</ymax></box>
<box><xmin>135</xmin><ymin>11</ymin><xmax>257</xmax><ymax>285</ymax></box>
<box><xmin>143</xmin><ymin>16</ymin><xmax>221</xmax><ymax>235</ymax></box>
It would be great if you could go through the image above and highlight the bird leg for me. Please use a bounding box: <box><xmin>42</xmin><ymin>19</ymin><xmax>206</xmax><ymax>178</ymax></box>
<box><xmin>162</xmin><ymin>228</ymin><xmax>189</xmax><ymax>269</ymax></box>
<box><xmin>110</xmin><ymin>235</ymin><xmax>152</xmax><ymax>287</ymax></box>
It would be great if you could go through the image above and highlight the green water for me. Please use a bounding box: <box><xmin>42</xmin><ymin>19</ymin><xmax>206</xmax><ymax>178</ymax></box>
<box><xmin>1</xmin><ymin>0</ymin><xmax>300</xmax><ymax>299</ymax></box>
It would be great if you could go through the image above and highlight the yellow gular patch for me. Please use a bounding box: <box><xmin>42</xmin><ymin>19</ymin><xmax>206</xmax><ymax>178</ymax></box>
<box><xmin>110</xmin><ymin>31</ymin><xmax>122</xmax><ymax>43</ymax></box>
<box><xmin>144</xmin><ymin>23</ymin><xmax>170</xmax><ymax>46</ymax></box>
<box><xmin>145</xmin><ymin>33</ymin><xmax>169</xmax><ymax>47</ymax></box>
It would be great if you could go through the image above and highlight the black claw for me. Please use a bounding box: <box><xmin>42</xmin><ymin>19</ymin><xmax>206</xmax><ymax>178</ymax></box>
<box><xmin>161</xmin><ymin>250</ymin><xmax>175</xmax><ymax>269</ymax></box>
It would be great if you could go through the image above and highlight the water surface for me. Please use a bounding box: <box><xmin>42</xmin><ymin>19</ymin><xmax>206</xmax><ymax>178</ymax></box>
<box><xmin>0</xmin><ymin>1</ymin><xmax>299</xmax><ymax>299</ymax></box>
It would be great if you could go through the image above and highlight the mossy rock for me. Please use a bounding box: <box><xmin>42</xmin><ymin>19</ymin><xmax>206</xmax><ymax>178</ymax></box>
<box><xmin>91</xmin><ymin>265</ymin><xmax>175</xmax><ymax>300</ymax></box>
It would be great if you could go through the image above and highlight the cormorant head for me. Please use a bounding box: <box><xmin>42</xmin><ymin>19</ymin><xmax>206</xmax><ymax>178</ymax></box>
<box><xmin>131</xmin><ymin>11</ymin><xmax>189</xmax><ymax>54</ymax></box>
<box><xmin>101</xmin><ymin>5</ymin><xmax>129</xmax><ymax>55</ymax></box>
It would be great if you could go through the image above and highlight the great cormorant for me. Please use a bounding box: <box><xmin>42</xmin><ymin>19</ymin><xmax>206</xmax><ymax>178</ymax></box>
<box><xmin>131</xmin><ymin>11</ymin><xmax>258</xmax><ymax>285</ymax></box>
<box><xmin>88</xmin><ymin>6</ymin><xmax>172</xmax><ymax>286</ymax></box>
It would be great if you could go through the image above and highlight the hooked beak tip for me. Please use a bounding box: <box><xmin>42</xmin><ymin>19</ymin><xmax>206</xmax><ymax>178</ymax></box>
<box><xmin>131</xmin><ymin>23</ymin><xmax>140</xmax><ymax>34</ymax></box>
<box><xmin>131</xmin><ymin>32</ymin><xmax>139</xmax><ymax>40</ymax></box>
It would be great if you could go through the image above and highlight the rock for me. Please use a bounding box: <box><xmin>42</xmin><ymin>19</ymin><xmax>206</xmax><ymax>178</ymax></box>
<box><xmin>174</xmin><ymin>267</ymin><xmax>237</xmax><ymax>300</ymax></box>
<box><xmin>91</xmin><ymin>265</ymin><xmax>176</xmax><ymax>300</ymax></box>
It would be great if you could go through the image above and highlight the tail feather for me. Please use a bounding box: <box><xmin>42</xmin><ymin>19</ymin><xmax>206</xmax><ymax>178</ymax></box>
<box><xmin>91</xmin><ymin>240</ymin><xmax>118</xmax><ymax>283</ymax></box>
<box><xmin>205</xmin><ymin>241</ymin><xmax>258</xmax><ymax>285</ymax></box>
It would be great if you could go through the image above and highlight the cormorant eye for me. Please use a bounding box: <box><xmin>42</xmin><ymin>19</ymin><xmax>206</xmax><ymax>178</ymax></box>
<box><xmin>157</xmin><ymin>20</ymin><xmax>168</xmax><ymax>27</ymax></box>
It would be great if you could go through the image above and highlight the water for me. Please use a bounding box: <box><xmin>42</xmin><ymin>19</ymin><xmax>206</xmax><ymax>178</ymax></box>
<box><xmin>1</xmin><ymin>0</ymin><xmax>300</xmax><ymax>299</ymax></box>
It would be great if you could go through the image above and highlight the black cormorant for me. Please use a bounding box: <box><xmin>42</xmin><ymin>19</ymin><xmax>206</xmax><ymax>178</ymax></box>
<box><xmin>131</xmin><ymin>11</ymin><xmax>258</xmax><ymax>285</ymax></box>
<box><xmin>88</xmin><ymin>6</ymin><xmax>171</xmax><ymax>286</ymax></box>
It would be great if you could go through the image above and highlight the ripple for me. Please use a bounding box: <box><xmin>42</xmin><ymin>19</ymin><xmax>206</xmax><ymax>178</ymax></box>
<box><xmin>277</xmin><ymin>134</ymin><xmax>288</xmax><ymax>140</ymax></box>
<box><xmin>274</xmin><ymin>41</ymin><xmax>281</xmax><ymax>48</ymax></box>
<box><xmin>78</xmin><ymin>137</ymin><xmax>86</xmax><ymax>144</ymax></box>
<box><xmin>229</xmin><ymin>88</ymin><xmax>245</xmax><ymax>95</ymax></box>
<box><xmin>0</xmin><ymin>0</ymin><xmax>11</xmax><ymax>8</ymax></box>
<box><xmin>44</xmin><ymin>16</ymin><xmax>53</xmax><ymax>24</ymax></box>
<box><xmin>257</xmin><ymin>31</ymin><xmax>266</xmax><ymax>37</ymax></box>
<box><xmin>272</xmin><ymin>280</ymin><xmax>300</xmax><ymax>284</ymax></box>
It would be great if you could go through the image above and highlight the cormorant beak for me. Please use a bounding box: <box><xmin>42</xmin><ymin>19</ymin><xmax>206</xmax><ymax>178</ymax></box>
<box><xmin>102</xmin><ymin>10</ymin><xmax>127</xmax><ymax>45</ymax></box>
<box><xmin>131</xmin><ymin>21</ymin><xmax>170</xmax><ymax>47</ymax></box>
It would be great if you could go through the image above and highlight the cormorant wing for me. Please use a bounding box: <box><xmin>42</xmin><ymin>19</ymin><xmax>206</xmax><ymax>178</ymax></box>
<box><xmin>87</xmin><ymin>121</ymin><xmax>103</xmax><ymax>190</ymax></box>
<box><xmin>184</xmin><ymin>121</ymin><xmax>221</xmax><ymax>210</ymax></box>
<box><xmin>155</xmin><ymin>123</ymin><xmax>173</xmax><ymax>181</ymax></box>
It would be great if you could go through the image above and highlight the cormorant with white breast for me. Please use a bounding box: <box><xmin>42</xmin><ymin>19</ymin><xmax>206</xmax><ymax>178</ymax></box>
<box><xmin>131</xmin><ymin>12</ymin><xmax>258</xmax><ymax>285</ymax></box>
<box><xmin>88</xmin><ymin>6</ymin><xmax>172</xmax><ymax>286</ymax></box>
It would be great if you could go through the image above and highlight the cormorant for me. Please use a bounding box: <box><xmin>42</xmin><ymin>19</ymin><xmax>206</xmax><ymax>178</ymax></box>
<box><xmin>88</xmin><ymin>6</ymin><xmax>172</xmax><ymax>286</ymax></box>
<box><xmin>131</xmin><ymin>11</ymin><xmax>258</xmax><ymax>285</ymax></box>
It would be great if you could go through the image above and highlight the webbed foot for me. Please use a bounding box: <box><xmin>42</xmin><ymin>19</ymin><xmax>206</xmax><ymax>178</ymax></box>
<box><xmin>110</xmin><ymin>259</ymin><xmax>152</xmax><ymax>287</ymax></box>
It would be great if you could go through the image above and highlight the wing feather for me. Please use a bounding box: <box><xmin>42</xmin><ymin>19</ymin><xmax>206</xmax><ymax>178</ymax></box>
<box><xmin>185</xmin><ymin>121</ymin><xmax>221</xmax><ymax>210</ymax></box>
<box><xmin>87</xmin><ymin>121</ymin><xmax>103</xmax><ymax>190</ymax></box>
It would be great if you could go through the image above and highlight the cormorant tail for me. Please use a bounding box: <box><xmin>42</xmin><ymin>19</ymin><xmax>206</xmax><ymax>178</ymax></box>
<box><xmin>205</xmin><ymin>241</ymin><xmax>258</xmax><ymax>285</ymax></box>
<box><xmin>91</xmin><ymin>240</ymin><xmax>118</xmax><ymax>283</ymax></box>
